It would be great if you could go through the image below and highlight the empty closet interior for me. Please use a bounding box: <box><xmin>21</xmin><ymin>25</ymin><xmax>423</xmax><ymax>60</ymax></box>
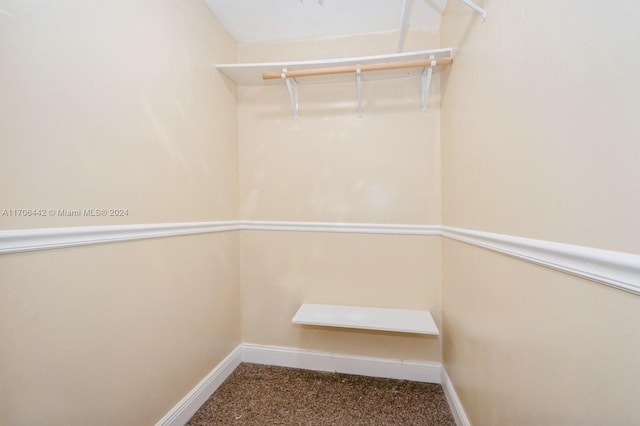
<box><xmin>1</xmin><ymin>0</ymin><xmax>639</xmax><ymax>425</ymax></box>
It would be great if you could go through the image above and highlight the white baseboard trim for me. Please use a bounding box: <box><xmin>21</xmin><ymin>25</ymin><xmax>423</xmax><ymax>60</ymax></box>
<box><xmin>240</xmin><ymin>343</ymin><xmax>442</xmax><ymax>383</ymax></box>
<box><xmin>155</xmin><ymin>346</ymin><xmax>242</xmax><ymax>426</ymax></box>
<box><xmin>156</xmin><ymin>343</ymin><xmax>454</xmax><ymax>425</ymax></box>
<box><xmin>155</xmin><ymin>344</ymin><xmax>442</xmax><ymax>425</ymax></box>
<box><xmin>442</xmin><ymin>367</ymin><xmax>471</xmax><ymax>426</ymax></box>
<box><xmin>443</xmin><ymin>226</ymin><xmax>640</xmax><ymax>295</ymax></box>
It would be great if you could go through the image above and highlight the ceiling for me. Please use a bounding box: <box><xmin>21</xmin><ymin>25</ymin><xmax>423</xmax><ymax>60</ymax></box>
<box><xmin>203</xmin><ymin>0</ymin><xmax>449</xmax><ymax>45</ymax></box>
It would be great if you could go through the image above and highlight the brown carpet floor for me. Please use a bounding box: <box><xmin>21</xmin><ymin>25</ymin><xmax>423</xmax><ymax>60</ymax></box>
<box><xmin>188</xmin><ymin>363</ymin><xmax>456</xmax><ymax>425</ymax></box>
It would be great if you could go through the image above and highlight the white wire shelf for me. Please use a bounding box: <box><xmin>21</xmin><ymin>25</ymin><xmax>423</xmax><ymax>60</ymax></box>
<box><xmin>216</xmin><ymin>48</ymin><xmax>453</xmax><ymax>117</ymax></box>
<box><xmin>216</xmin><ymin>48</ymin><xmax>453</xmax><ymax>85</ymax></box>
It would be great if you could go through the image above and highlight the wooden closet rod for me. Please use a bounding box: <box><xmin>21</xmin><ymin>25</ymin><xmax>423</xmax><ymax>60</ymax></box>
<box><xmin>262</xmin><ymin>57</ymin><xmax>453</xmax><ymax>80</ymax></box>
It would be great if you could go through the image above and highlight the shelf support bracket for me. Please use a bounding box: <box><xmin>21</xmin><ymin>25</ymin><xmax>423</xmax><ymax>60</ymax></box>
<box><xmin>356</xmin><ymin>65</ymin><xmax>363</xmax><ymax>117</ymax></box>
<box><xmin>421</xmin><ymin>55</ymin><xmax>434</xmax><ymax>112</ymax></box>
<box><xmin>281</xmin><ymin>68</ymin><xmax>299</xmax><ymax>119</ymax></box>
<box><xmin>459</xmin><ymin>0</ymin><xmax>487</xmax><ymax>21</ymax></box>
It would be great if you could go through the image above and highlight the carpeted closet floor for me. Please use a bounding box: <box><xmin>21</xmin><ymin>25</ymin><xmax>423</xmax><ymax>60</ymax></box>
<box><xmin>187</xmin><ymin>363</ymin><xmax>456</xmax><ymax>425</ymax></box>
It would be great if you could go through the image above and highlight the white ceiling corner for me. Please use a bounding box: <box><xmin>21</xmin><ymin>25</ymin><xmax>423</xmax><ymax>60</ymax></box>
<box><xmin>204</xmin><ymin>0</ymin><xmax>448</xmax><ymax>44</ymax></box>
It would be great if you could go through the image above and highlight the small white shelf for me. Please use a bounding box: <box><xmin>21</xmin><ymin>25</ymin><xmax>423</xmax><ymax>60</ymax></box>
<box><xmin>216</xmin><ymin>48</ymin><xmax>453</xmax><ymax>86</ymax></box>
<box><xmin>292</xmin><ymin>303</ymin><xmax>439</xmax><ymax>335</ymax></box>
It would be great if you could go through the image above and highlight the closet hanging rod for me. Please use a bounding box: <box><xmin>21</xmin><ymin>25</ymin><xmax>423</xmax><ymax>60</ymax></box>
<box><xmin>262</xmin><ymin>58</ymin><xmax>453</xmax><ymax>80</ymax></box>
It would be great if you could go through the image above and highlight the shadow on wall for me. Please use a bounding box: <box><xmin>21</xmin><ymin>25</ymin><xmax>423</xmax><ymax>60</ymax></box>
<box><xmin>296</xmin><ymin>323</ymin><xmax>439</xmax><ymax>359</ymax></box>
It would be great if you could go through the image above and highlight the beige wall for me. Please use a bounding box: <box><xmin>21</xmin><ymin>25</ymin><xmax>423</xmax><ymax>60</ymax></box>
<box><xmin>0</xmin><ymin>0</ymin><xmax>240</xmax><ymax>424</ymax></box>
<box><xmin>237</xmin><ymin>30</ymin><xmax>444</xmax><ymax>361</ymax></box>
<box><xmin>238</xmin><ymin>30</ymin><xmax>441</xmax><ymax>224</ymax></box>
<box><xmin>0</xmin><ymin>234</ymin><xmax>239</xmax><ymax>425</ymax></box>
<box><xmin>441</xmin><ymin>1</ymin><xmax>640</xmax><ymax>424</ymax></box>
<box><xmin>241</xmin><ymin>231</ymin><xmax>441</xmax><ymax>361</ymax></box>
<box><xmin>443</xmin><ymin>240</ymin><xmax>640</xmax><ymax>425</ymax></box>
<box><xmin>0</xmin><ymin>0</ymin><xmax>238</xmax><ymax>229</ymax></box>
<box><xmin>440</xmin><ymin>1</ymin><xmax>640</xmax><ymax>253</ymax></box>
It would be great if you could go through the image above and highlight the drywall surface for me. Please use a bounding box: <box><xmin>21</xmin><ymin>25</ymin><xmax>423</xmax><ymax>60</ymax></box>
<box><xmin>238</xmin><ymin>30</ymin><xmax>441</xmax><ymax>224</ymax></box>
<box><xmin>440</xmin><ymin>1</ymin><xmax>640</xmax><ymax>253</ymax></box>
<box><xmin>0</xmin><ymin>0</ymin><xmax>238</xmax><ymax>229</ymax></box>
<box><xmin>237</xmin><ymin>30</ymin><xmax>443</xmax><ymax>362</ymax></box>
<box><xmin>440</xmin><ymin>1</ymin><xmax>640</xmax><ymax>424</ymax></box>
<box><xmin>443</xmin><ymin>239</ymin><xmax>640</xmax><ymax>425</ymax></box>
<box><xmin>0</xmin><ymin>234</ymin><xmax>240</xmax><ymax>425</ymax></box>
<box><xmin>241</xmin><ymin>231</ymin><xmax>442</xmax><ymax>361</ymax></box>
<box><xmin>0</xmin><ymin>0</ymin><xmax>240</xmax><ymax>424</ymax></box>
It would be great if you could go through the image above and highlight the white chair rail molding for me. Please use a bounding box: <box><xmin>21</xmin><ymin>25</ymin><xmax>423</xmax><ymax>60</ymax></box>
<box><xmin>1</xmin><ymin>221</ymin><xmax>638</xmax><ymax>295</ymax></box>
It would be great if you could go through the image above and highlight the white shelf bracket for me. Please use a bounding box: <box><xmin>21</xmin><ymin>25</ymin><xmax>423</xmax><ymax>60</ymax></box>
<box><xmin>459</xmin><ymin>0</ymin><xmax>487</xmax><ymax>21</ymax></box>
<box><xmin>356</xmin><ymin>65</ymin><xmax>363</xmax><ymax>117</ymax></box>
<box><xmin>421</xmin><ymin>55</ymin><xmax>434</xmax><ymax>112</ymax></box>
<box><xmin>281</xmin><ymin>68</ymin><xmax>299</xmax><ymax>119</ymax></box>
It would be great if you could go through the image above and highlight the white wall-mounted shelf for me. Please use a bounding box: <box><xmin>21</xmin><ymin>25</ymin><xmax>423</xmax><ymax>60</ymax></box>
<box><xmin>216</xmin><ymin>48</ymin><xmax>453</xmax><ymax>118</ymax></box>
<box><xmin>292</xmin><ymin>303</ymin><xmax>439</xmax><ymax>335</ymax></box>
<box><xmin>217</xmin><ymin>48</ymin><xmax>452</xmax><ymax>85</ymax></box>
